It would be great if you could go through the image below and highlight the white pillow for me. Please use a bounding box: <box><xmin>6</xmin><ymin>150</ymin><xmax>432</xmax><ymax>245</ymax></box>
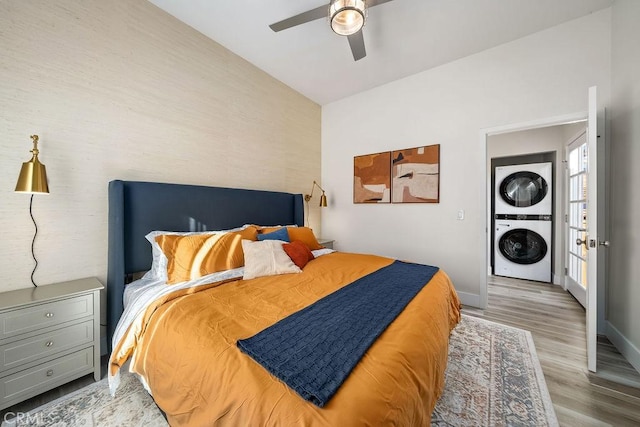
<box><xmin>241</xmin><ymin>239</ymin><xmax>301</xmax><ymax>280</ymax></box>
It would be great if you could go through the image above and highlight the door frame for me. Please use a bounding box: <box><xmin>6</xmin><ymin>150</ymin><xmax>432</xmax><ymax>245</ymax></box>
<box><xmin>479</xmin><ymin>112</ymin><xmax>587</xmax><ymax>309</ymax></box>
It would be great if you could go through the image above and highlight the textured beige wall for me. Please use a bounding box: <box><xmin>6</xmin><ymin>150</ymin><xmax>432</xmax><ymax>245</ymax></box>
<box><xmin>0</xmin><ymin>0</ymin><xmax>321</xmax><ymax>297</ymax></box>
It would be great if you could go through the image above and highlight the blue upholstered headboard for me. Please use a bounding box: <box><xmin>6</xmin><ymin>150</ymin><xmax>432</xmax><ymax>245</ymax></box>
<box><xmin>107</xmin><ymin>180</ymin><xmax>304</xmax><ymax>349</ymax></box>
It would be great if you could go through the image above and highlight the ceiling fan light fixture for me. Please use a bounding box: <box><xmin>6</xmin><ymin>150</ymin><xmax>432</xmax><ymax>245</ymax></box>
<box><xmin>329</xmin><ymin>0</ymin><xmax>367</xmax><ymax>36</ymax></box>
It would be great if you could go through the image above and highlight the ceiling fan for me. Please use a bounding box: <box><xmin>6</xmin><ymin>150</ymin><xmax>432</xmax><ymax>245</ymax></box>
<box><xmin>269</xmin><ymin>0</ymin><xmax>395</xmax><ymax>61</ymax></box>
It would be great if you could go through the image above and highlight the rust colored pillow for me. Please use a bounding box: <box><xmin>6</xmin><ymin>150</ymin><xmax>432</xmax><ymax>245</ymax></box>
<box><xmin>287</xmin><ymin>227</ymin><xmax>323</xmax><ymax>250</ymax></box>
<box><xmin>282</xmin><ymin>240</ymin><xmax>315</xmax><ymax>269</ymax></box>
<box><xmin>156</xmin><ymin>226</ymin><xmax>258</xmax><ymax>284</ymax></box>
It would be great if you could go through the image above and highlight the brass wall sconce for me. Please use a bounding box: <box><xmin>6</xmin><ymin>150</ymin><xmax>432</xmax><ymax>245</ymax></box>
<box><xmin>304</xmin><ymin>180</ymin><xmax>327</xmax><ymax>207</ymax></box>
<box><xmin>15</xmin><ymin>134</ymin><xmax>50</xmax><ymax>287</ymax></box>
<box><xmin>304</xmin><ymin>180</ymin><xmax>327</xmax><ymax>227</ymax></box>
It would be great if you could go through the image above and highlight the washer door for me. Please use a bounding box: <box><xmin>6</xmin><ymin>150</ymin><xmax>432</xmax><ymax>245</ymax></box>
<box><xmin>499</xmin><ymin>228</ymin><xmax>548</xmax><ymax>265</ymax></box>
<box><xmin>499</xmin><ymin>171</ymin><xmax>548</xmax><ymax>208</ymax></box>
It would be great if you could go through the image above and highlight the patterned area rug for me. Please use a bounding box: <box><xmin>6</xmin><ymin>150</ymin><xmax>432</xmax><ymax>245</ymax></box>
<box><xmin>3</xmin><ymin>314</ymin><xmax>557</xmax><ymax>426</ymax></box>
<box><xmin>433</xmin><ymin>315</ymin><xmax>558</xmax><ymax>426</ymax></box>
<box><xmin>1</xmin><ymin>370</ymin><xmax>166</xmax><ymax>427</ymax></box>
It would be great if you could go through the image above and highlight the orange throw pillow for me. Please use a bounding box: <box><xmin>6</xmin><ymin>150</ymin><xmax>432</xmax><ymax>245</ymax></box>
<box><xmin>282</xmin><ymin>240</ymin><xmax>315</xmax><ymax>269</ymax></box>
<box><xmin>156</xmin><ymin>226</ymin><xmax>258</xmax><ymax>284</ymax></box>
<box><xmin>287</xmin><ymin>227</ymin><xmax>323</xmax><ymax>250</ymax></box>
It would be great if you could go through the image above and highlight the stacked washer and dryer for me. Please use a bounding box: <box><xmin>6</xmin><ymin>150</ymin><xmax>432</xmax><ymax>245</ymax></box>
<box><xmin>494</xmin><ymin>162</ymin><xmax>552</xmax><ymax>283</ymax></box>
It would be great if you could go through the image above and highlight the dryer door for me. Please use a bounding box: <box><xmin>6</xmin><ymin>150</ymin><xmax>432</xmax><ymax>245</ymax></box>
<box><xmin>498</xmin><ymin>228</ymin><xmax>548</xmax><ymax>265</ymax></box>
<box><xmin>499</xmin><ymin>171</ymin><xmax>548</xmax><ymax>208</ymax></box>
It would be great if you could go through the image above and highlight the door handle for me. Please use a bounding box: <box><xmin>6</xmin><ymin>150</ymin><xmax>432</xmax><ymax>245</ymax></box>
<box><xmin>599</xmin><ymin>240</ymin><xmax>610</xmax><ymax>247</ymax></box>
<box><xmin>576</xmin><ymin>238</ymin><xmax>588</xmax><ymax>248</ymax></box>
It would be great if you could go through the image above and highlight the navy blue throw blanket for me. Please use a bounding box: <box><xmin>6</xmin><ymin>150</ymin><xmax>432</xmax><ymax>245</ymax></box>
<box><xmin>236</xmin><ymin>260</ymin><xmax>439</xmax><ymax>407</ymax></box>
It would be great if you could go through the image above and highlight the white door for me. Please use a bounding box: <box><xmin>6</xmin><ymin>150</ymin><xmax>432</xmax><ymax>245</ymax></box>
<box><xmin>587</xmin><ymin>86</ymin><xmax>607</xmax><ymax>373</ymax></box>
<box><xmin>566</xmin><ymin>131</ymin><xmax>588</xmax><ymax>308</ymax></box>
<box><xmin>565</xmin><ymin>86</ymin><xmax>605</xmax><ymax>373</ymax></box>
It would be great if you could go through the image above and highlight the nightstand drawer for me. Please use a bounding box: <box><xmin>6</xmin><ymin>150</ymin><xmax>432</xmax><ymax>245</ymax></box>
<box><xmin>1</xmin><ymin>347</ymin><xmax>93</xmax><ymax>407</ymax></box>
<box><xmin>0</xmin><ymin>320</ymin><xmax>94</xmax><ymax>372</ymax></box>
<box><xmin>0</xmin><ymin>294</ymin><xmax>93</xmax><ymax>340</ymax></box>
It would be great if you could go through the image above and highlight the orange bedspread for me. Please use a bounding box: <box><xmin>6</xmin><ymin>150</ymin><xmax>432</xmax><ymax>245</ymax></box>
<box><xmin>110</xmin><ymin>252</ymin><xmax>461</xmax><ymax>426</ymax></box>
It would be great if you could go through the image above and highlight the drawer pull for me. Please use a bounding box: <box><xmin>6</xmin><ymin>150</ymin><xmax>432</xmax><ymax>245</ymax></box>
<box><xmin>46</xmin><ymin>369</ymin><xmax>54</xmax><ymax>377</ymax></box>
<box><xmin>45</xmin><ymin>340</ymin><xmax>54</xmax><ymax>347</ymax></box>
<box><xmin>45</xmin><ymin>312</ymin><xmax>55</xmax><ymax>318</ymax></box>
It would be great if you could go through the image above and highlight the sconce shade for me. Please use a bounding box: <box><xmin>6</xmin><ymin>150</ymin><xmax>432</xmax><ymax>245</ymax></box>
<box><xmin>319</xmin><ymin>192</ymin><xmax>328</xmax><ymax>207</ymax></box>
<box><xmin>15</xmin><ymin>135</ymin><xmax>49</xmax><ymax>194</ymax></box>
<box><xmin>15</xmin><ymin>158</ymin><xmax>49</xmax><ymax>194</ymax></box>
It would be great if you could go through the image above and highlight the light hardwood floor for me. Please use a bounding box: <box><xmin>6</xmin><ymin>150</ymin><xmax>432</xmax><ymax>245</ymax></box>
<box><xmin>464</xmin><ymin>276</ymin><xmax>640</xmax><ymax>427</ymax></box>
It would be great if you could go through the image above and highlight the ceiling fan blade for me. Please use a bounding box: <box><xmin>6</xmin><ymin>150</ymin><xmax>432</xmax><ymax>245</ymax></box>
<box><xmin>367</xmin><ymin>0</ymin><xmax>395</xmax><ymax>7</ymax></box>
<box><xmin>269</xmin><ymin>5</ymin><xmax>328</xmax><ymax>32</ymax></box>
<box><xmin>347</xmin><ymin>30</ymin><xmax>366</xmax><ymax>61</ymax></box>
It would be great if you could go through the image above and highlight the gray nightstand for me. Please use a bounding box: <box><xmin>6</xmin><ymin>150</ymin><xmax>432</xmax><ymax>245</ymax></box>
<box><xmin>318</xmin><ymin>239</ymin><xmax>334</xmax><ymax>249</ymax></box>
<box><xmin>0</xmin><ymin>277</ymin><xmax>103</xmax><ymax>410</ymax></box>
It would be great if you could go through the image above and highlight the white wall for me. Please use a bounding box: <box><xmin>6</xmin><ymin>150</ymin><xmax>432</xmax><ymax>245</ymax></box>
<box><xmin>322</xmin><ymin>10</ymin><xmax>611</xmax><ymax>306</ymax></box>
<box><xmin>0</xmin><ymin>0</ymin><xmax>320</xmax><ymax>334</ymax></box>
<box><xmin>608</xmin><ymin>0</ymin><xmax>640</xmax><ymax>371</ymax></box>
<box><xmin>487</xmin><ymin>123</ymin><xmax>586</xmax><ymax>285</ymax></box>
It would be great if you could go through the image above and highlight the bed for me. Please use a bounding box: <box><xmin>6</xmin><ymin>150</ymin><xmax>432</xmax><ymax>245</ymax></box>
<box><xmin>107</xmin><ymin>180</ymin><xmax>461</xmax><ymax>426</ymax></box>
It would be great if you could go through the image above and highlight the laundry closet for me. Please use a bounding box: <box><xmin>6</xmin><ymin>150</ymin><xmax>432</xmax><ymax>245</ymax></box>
<box><xmin>488</xmin><ymin>122</ymin><xmax>586</xmax><ymax>285</ymax></box>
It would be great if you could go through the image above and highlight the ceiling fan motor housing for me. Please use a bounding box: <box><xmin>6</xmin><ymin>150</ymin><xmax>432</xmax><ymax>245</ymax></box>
<box><xmin>329</xmin><ymin>0</ymin><xmax>367</xmax><ymax>36</ymax></box>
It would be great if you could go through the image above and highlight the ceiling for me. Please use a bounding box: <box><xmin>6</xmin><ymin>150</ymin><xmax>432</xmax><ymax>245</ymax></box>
<box><xmin>147</xmin><ymin>0</ymin><xmax>613</xmax><ymax>105</ymax></box>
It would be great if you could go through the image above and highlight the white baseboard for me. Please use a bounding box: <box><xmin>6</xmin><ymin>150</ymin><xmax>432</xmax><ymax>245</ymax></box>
<box><xmin>606</xmin><ymin>321</ymin><xmax>640</xmax><ymax>374</ymax></box>
<box><xmin>457</xmin><ymin>291</ymin><xmax>481</xmax><ymax>308</ymax></box>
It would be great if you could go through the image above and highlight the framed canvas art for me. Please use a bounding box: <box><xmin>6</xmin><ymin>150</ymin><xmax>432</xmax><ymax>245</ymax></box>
<box><xmin>391</xmin><ymin>144</ymin><xmax>440</xmax><ymax>203</ymax></box>
<box><xmin>353</xmin><ymin>151</ymin><xmax>391</xmax><ymax>203</ymax></box>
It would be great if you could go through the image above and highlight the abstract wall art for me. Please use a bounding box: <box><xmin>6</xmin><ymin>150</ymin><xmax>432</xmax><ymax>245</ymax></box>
<box><xmin>353</xmin><ymin>151</ymin><xmax>391</xmax><ymax>203</ymax></box>
<box><xmin>391</xmin><ymin>144</ymin><xmax>440</xmax><ymax>203</ymax></box>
